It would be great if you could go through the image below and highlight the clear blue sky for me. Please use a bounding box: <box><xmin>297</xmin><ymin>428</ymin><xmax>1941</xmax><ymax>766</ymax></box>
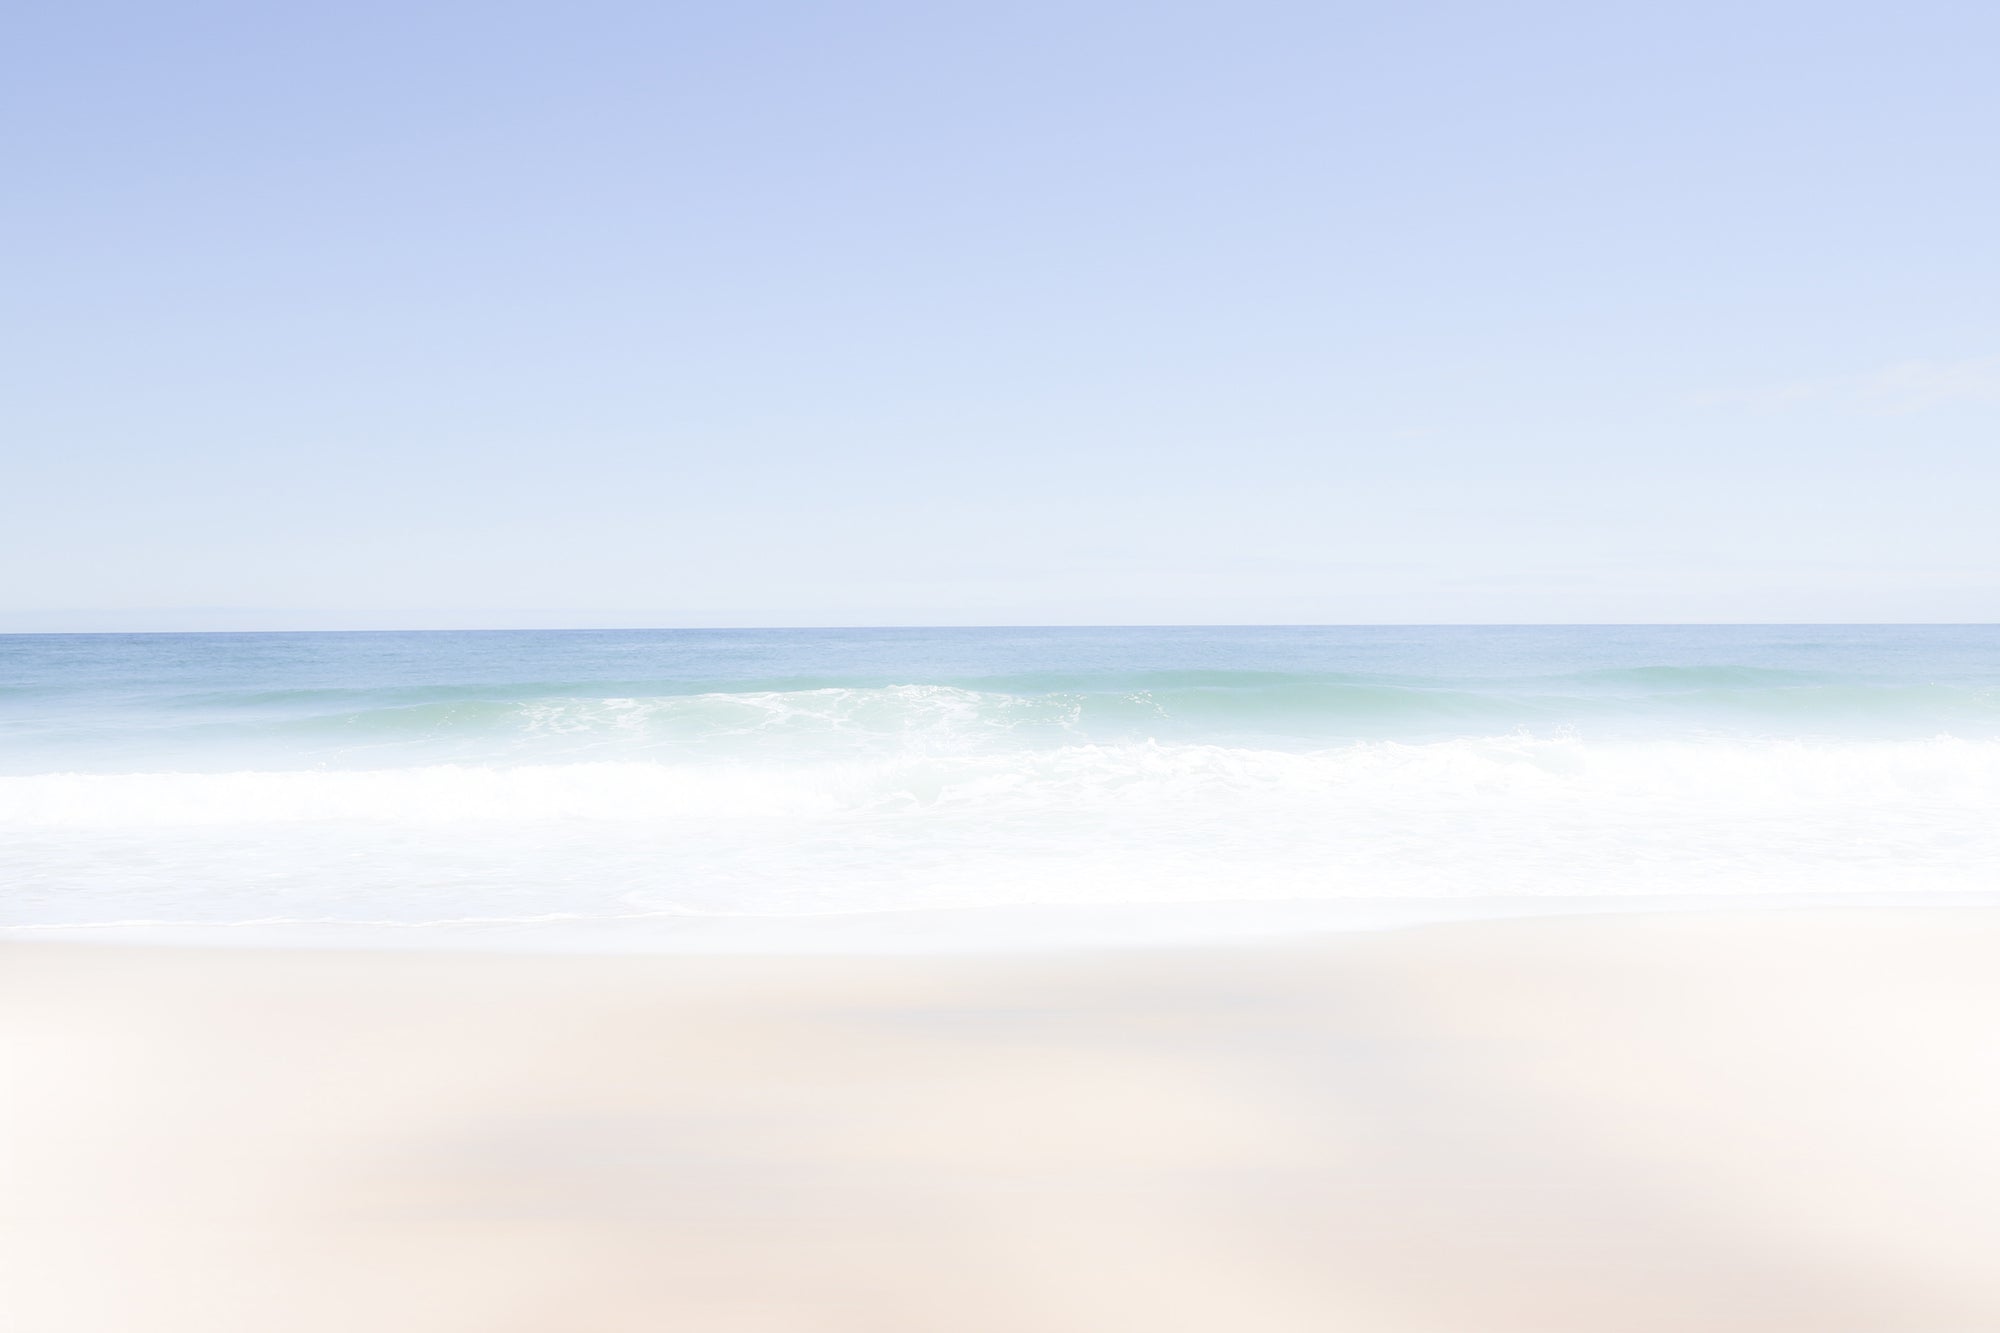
<box><xmin>5</xmin><ymin>0</ymin><xmax>1996</xmax><ymax>628</ymax></box>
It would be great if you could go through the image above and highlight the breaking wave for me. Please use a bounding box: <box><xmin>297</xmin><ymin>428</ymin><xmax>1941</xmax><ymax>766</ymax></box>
<box><xmin>13</xmin><ymin>675</ymin><xmax>2000</xmax><ymax>776</ymax></box>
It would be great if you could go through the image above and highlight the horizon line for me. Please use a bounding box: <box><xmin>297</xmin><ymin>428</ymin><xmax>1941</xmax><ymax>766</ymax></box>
<box><xmin>3</xmin><ymin>620</ymin><xmax>1995</xmax><ymax>637</ymax></box>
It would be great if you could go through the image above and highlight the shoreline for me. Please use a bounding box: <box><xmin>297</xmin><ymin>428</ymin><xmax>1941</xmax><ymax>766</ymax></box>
<box><xmin>7</xmin><ymin>908</ymin><xmax>2000</xmax><ymax>1331</ymax></box>
<box><xmin>12</xmin><ymin>889</ymin><xmax>2000</xmax><ymax>955</ymax></box>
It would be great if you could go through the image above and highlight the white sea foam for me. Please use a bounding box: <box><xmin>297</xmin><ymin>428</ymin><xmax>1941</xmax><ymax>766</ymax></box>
<box><xmin>8</xmin><ymin>733</ymin><xmax>2000</xmax><ymax>822</ymax></box>
<box><xmin>6</xmin><ymin>735</ymin><xmax>1998</xmax><ymax>945</ymax></box>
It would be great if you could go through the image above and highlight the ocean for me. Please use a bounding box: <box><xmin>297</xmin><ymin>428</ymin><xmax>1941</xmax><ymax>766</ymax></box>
<box><xmin>3</xmin><ymin>625</ymin><xmax>1996</xmax><ymax>950</ymax></box>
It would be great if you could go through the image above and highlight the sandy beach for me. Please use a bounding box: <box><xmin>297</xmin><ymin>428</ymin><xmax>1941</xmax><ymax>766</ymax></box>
<box><xmin>5</xmin><ymin>909</ymin><xmax>2000</xmax><ymax>1332</ymax></box>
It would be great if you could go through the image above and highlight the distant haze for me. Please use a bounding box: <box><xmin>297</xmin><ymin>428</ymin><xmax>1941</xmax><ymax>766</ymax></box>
<box><xmin>5</xmin><ymin>1</ymin><xmax>1997</xmax><ymax>629</ymax></box>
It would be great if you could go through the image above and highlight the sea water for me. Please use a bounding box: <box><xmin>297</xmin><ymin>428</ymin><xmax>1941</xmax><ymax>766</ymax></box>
<box><xmin>2</xmin><ymin>626</ymin><xmax>1996</xmax><ymax>950</ymax></box>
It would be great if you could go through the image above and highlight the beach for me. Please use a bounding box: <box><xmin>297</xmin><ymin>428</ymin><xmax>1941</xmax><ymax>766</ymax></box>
<box><xmin>13</xmin><ymin>0</ymin><xmax>1997</xmax><ymax>1322</ymax></box>
<box><xmin>8</xmin><ymin>907</ymin><xmax>1999</xmax><ymax>1332</ymax></box>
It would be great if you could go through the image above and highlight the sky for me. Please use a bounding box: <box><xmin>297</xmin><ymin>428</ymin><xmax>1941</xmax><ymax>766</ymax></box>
<box><xmin>4</xmin><ymin>0</ymin><xmax>1996</xmax><ymax>629</ymax></box>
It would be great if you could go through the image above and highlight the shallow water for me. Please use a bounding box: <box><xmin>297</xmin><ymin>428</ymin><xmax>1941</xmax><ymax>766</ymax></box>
<box><xmin>3</xmin><ymin>626</ymin><xmax>1997</xmax><ymax>948</ymax></box>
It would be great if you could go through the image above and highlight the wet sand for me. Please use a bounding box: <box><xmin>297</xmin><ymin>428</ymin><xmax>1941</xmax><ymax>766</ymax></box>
<box><xmin>5</xmin><ymin>909</ymin><xmax>2000</xmax><ymax>1332</ymax></box>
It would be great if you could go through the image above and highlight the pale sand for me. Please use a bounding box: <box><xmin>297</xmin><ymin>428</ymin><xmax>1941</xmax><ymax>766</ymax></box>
<box><xmin>5</xmin><ymin>911</ymin><xmax>2000</xmax><ymax>1332</ymax></box>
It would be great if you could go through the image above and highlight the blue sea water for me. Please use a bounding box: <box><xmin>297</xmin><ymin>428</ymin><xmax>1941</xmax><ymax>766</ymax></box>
<box><xmin>2</xmin><ymin>626</ymin><xmax>1997</xmax><ymax>949</ymax></box>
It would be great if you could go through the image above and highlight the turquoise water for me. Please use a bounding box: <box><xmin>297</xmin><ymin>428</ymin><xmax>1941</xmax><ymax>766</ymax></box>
<box><xmin>3</xmin><ymin>626</ymin><xmax>1997</xmax><ymax>948</ymax></box>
